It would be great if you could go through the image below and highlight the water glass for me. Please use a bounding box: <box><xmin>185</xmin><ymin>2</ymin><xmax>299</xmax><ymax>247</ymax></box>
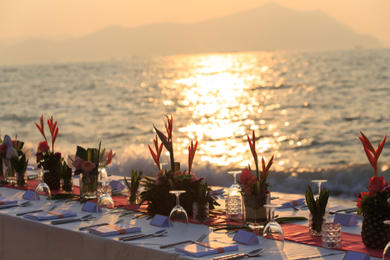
<box><xmin>321</xmin><ymin>223</ymin><xmax>341</xmax><ymax>248</ymax></box>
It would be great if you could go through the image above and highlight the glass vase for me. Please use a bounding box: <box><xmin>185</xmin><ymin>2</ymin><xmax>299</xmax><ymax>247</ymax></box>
<box><xmin>61</xmin><ymin>177</ymin><xmax>73</xmax><ymax>194</ymax></box>
<box><xmin>309</xmin><ymin>213</ymin><xmax>327</xmax><ymax>236</ymax></box>
<box><xmin>15</xmin><ymin>171</ymin><xmax>27</xmax><ymax>187</ymax></box>
<box><xmin>243</xmin><ymin>191</ymin><xmax>271</xmax><ymax>227</ymax></box>
<box><xmin>193</xmin><ymin>202</ymin><xmax>209</xmax><ymax>223</ymax></box>
<box><xmin>3</xmin><ymin>158</ymin><xmax>16</xmax><ymax>184</ymax></box>
<box><xmin>127</xmin><ymin>188</ymin><xmax>140</xmax><ymax>205</ymax></box>
<box><xmin>79</xmin><ymin>172</ymin><xmax>98</xmax><ymax>199</ymax></box>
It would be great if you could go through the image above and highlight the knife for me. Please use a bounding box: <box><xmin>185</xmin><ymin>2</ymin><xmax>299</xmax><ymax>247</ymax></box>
<box><xmin>79</xmin><ymin>223</ymin><xmax>110</xmax><ymax>231</ymax></box>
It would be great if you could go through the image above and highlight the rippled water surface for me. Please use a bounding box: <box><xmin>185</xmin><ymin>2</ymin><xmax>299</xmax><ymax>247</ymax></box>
<box><xmin>1</xmin><ymin>49</ymin><xmax>390</xmax><ymax>197</ymax></box>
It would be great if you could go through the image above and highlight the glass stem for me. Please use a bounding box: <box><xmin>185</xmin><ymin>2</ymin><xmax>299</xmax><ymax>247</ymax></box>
<box><xmin>176</xmin><ymin>194</ymin><xmax>180</xmax><ymax>206</ymax></box>
<box><xmin>233</xmin><ymin>173</ymin><xmax>237</xmax><ymax>184</ymax></box>
<box><xmin>271</xmin><ymin>208</ymin><xmax>275</xmax><ymax>222</ymax></box>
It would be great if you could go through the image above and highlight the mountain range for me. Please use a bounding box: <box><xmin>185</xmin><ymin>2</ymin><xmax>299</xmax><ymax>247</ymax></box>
<box><xmin>0</xmin><ymin>2</ymin><xmax>382</xmax><ymax>65</ymax></box>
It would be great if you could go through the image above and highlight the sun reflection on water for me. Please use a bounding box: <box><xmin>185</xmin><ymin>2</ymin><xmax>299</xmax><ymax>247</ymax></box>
<box><xmin>169</xmin><ymin>52</ymin><xmax>288</xmax><ymax>169</ymax></box>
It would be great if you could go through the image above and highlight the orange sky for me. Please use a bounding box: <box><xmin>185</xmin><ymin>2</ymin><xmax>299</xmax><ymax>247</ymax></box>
<box><xmin>1</xmin><ymin>0</ymin><xmax>390</xmax><ymax>45</ymax></box>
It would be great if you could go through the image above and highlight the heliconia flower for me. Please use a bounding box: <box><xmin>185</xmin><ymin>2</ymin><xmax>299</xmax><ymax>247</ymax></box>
<box><xmin>35</xmin><ymin>115</ymin><xmax>47</xmax><ymax>141</ymax></box>
<box><xmin>148</xmin><ymin>135</ymin><xmax>163</xmax><ymax>171</ymax></box>
<box><xmin>106</xmin><ymin>150</ymin><xmax>114</xmax><ymax>166</ymax></box>
<box><xmin>358</xmin><ymin>132</ymin><xmax>386</xmax><ymax>177</ymax></box>
<box><xmin>247</xmin><ymin>130</ymin><xmax>259</xmax><ymax>179</ymax></box>
<box><xmin>262</xmin><ymin>155</ymin><xmax>274</xmax><ymax>180</ymax></box>
<box><xmin>47</xmin><ymin>116</ymin><xmax>59</xmax><ymax>153</ymax></box>
<box><xmin>154</xmin><ymin>114</ymin><xmax>175</xmax><ymax>171</ymax></box>
<box><xmin>188</xmin><ymin>140</ymin><xmax>198</xmax><ymax>175</ymax></box>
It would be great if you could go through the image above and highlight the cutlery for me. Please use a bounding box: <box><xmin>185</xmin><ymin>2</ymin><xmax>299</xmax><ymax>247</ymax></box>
<box><xmin>16</xmin><ymin>205</ymin><xmax>58</xmax><ymax>216</ymax></box>
<box><xmin>120</xmin><ymin>229</ymin><xmax>167</xmax><ymax>241</ymax></box>
<box><xmin>79</xmin><ymin>219</ymin><xmax>123</xmax><ymax>231</ymax></box>
<box><xmin>211</xmin><ymin>248</ymin><xmax>264</xmax><ymax>260</ymax></box>
<box><xmin>330</xmin><ymin>208</ymin><xmax>357</xmax><ymax>214</ymax></box>
<box><xmin>0</xmin><ymin>201</ymin><xmax>31</xmax><ymax>209</ymax></box>
<box><xmin>160</xmin><ymin>233</ymin><xmax>208</xmax><ymax>249</ymax></box>
<box><xmin>51</xmin><ymin>214</ymin><xmax>94</xmax><ymax>225</ymax></box>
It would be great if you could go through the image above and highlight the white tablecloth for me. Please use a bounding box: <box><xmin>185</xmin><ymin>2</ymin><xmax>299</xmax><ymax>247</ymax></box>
<box><xmin>0</xmin><ymin>187</ymin><xmax>381</xmax><ymax>260</ymax></box>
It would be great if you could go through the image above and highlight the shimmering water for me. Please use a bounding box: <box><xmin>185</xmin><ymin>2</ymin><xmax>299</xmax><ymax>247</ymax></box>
<box><xmin>1</xmin><ymin>49</ymin><xmax>390</xmax><ymax>198</ymax></box>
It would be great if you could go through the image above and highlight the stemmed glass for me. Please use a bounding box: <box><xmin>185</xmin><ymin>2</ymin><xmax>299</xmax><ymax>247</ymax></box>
<box><xmin>383</xmin><ymin>220</ymin><xmax>390</xmax><ymax>259</ymax></box>
<box><xmin>35</xmin><ymin>169</ymin><xmax>51</xmax><ymax>199</ymax></box>
<box><xmin>97</xmin><ymin>179</ymin><xmax>114</xmax><ymax>210</ymax></box>
<box><xmin>263</xmin><ymin>204</ymin><xmax>284</xmax><ymax>253</ymax></box>
<box><xmin>226</xmin><ymin>171</ymin><xmax>242</xmax><ymax>220</ymax></box>
<box><xmin>169</xmin><ymin>190</ymin><xmax>188</xmax><ymax>234</ymax></box>
<box><xmin>311</xmin><ymin>180</ymin><xmax>327</xmax><ymax>200</ymax></box>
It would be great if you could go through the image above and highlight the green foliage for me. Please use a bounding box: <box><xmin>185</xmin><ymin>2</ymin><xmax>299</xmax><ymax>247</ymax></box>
<box><xmin>358</xmin><ymin>191</ymin><xmax>390</xmax><ymax>217</ymax></box>
<box><xmin>10</xmin><ymin>153</ymin><xmax>28</xmax><ymax>173</ymax></box>
<box><xmin>59</xmin><ymin>161</ymin><xmax>72</xmax><ymax>179</ymax></box>
<box><xmin>197</xmin><ymin>182</ymin><xmax>211</xmax><ymax>204</ymax></box>
<box><xmin>305</xmin><ymin>185</ymin><xmax>330</xmax><ymax>215</ymax></box>
<box><xmin>140</xmin><ymin>169</ymin><xmax>219</xmax><ymax>217</ymax></box>
<box><xmin>124</xmin><ymin>169</ymin><xmax>143</xmax><ymax>203</ymax></box>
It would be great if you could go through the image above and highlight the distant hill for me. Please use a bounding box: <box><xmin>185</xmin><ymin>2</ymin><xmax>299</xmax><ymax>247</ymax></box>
<box><xmin>0</xmin><ymin>2</ymin><xmax>382</xmax><ymax>64</ymax></box>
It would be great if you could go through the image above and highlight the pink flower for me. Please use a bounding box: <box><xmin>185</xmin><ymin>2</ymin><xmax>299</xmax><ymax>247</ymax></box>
<box><xmin>0</xmin><ymin>143</ymin><xmax>7</xmax><ymax>155</ymax></box>
<box><xmin>172</xmin><ymin>170</ymin><xmax>183</xmax><ymax>180</ymax></box>
<box><xmin>240</xmin><ymin>168</ymin><xmax>254</xmax><ymax>185</ymax></box>
<box><xmin>38</xmin><ymin>141</ymin><xmax>50</xmax><ymax>153</ymax></box>
<box><xmin>73</xmin><ymin>158</ymin><xmax>85</xmax><ymax>170</ymax></box>
<box><xmin>156</xmin><ymin>170</ymin><xmax>164</xmax><ymax>185</ymax></box>
<box><xmin>81</xmin><ymin>161</ymin><xmax>96</xmax><ymax>173</ymax></box>
<box><xmin>369</xmin><ymin>176</ymin><xmax>388</xmax><ymax>197</ymax></box>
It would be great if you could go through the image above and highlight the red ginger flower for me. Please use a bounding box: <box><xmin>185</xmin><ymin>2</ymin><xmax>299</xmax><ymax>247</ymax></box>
<box><xmin>188</xmin><ymin>141</ymin><xmax>198</xmax><ymax>174</ymax></box>
<box><xmin>148</xmin><ymin>135</ymin><xmax>163</xmax><ymax>171</ymax></box>
<box><xmin>358</xmin><ymin>132</ymin><xmax>386</xmax><ymax>177</ymax></box>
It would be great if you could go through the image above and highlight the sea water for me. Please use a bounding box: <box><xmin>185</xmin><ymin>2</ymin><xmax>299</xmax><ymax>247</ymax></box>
<box><xmin>1</xmin><ymin>48</ymin><xmax>390</xmax><ymax>200</ymax></box>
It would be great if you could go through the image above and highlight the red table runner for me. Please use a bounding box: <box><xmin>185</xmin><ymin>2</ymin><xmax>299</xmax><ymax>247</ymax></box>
<box><xmin>281</xmin><ymin>223</ymin><xmax>383</xmax><ymax>258</ymax></box>
<box><xmin>1</xmin><ymin>178</ymin><xmax>384</xmax><ymax>258</ymax></box>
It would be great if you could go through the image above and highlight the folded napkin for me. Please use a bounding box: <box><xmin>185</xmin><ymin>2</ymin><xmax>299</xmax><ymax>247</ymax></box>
<box><xmin>273</xmin><ymin>197</ymin><xmax>305</xmax><ymax>208</ymax></box>
<box><xmin>175</xmin><ymin>240</ymin><xmax>239</xmax><ymax>258</ymax></box>
<box><xmin>88</xmin><ymin>223</ymin><xmax>141</xmax><ymax>237</ymax></box>
<box><xmin>23</xmin><ymin>209</ymin><xmax>77</xmax><ymax>221</ymax></box>
<box><xmin>0</xmin><ymin>197</ymin><xmax>18</xmax><ymax>205</ymax></box>
<box><xmin>210</xmin><ymin>187</ymin><xmax>225</xmax><ymax>196</ymax></box>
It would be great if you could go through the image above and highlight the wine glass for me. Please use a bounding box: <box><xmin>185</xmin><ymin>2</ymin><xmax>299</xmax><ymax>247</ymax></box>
<box><xmin>383</xmin><ymin>220</ymin><xmax>390</xmax><ymax>259</ymax></box>
<box><xmin>263</xmin><ymin>204</ymin><xmax>284</xmax><ymax>253</ymax></box>
<box><xmin>35</xmin><ymin>169</ymin><xmax>51</xmax><ymax>199</ymax></box>
<box><xmin>97</xmin><ymin>179</ymin><xmax>114</xmax><ymax>210</ymax></box>
<box><xmin>226</xmin><ymin>171</ymin><xmax>242</xmax><ymax>220</ymax></box>
<box><xmin>168</xmin><ymin>190</ymin><xmax>188</xmax><ymax>234</ymax></box>
<box><xmin>311</xmin><ymin>180</ymin><xmax>327</xmax><ymax>200</ymax></box>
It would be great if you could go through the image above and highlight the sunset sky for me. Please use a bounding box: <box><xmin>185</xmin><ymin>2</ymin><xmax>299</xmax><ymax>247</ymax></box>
<box><xmin>1</xmin><ymin>0</ymin><xmax>390</xmax><ymax>46</ymax></box>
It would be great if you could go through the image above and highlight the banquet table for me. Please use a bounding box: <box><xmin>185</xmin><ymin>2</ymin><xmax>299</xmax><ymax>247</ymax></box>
<box><xmin>0</xmin><ymin>178</ymin><xmax>382</xmax><ymax>260</ymax></box>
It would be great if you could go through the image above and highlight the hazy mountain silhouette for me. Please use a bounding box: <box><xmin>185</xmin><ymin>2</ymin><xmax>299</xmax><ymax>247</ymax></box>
<box><xmin>0</xmin><ymin>2</ymin><xmax>381</xmax><ymax>64</ymax></box>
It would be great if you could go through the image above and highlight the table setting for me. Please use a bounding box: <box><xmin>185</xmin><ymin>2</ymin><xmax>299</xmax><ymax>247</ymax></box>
<box><xmin>0</xmin><ymin>115</ymin><xmax>388</xmax><ymax>259</ymax></box>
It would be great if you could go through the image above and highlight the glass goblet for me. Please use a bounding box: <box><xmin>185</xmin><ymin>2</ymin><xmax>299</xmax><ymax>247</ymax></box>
<box><xmin>311</xmin><ymin>180</ymin><xmax>327</xmax><ymax>200</ymax></box>
<box><xmin>383</xmin><ymin>220</ymin><xmax>390</xmax><ymax>259</ymax></box>
<box><xmin>35</xmin><ymin>170</ymin><xmax>51</xmax><ymax>199</ymax></box>
<box><xmin>169</xmin><ymin>190</ymin><xmax>188</xmax><ymax>234</ymax></box>
<box><xmin>263</xmin><ymin>204</ymin><xmax>284</xmax><ymax>253</ymax></box>
<box><xmin>97</xmin><ymin>180</ymin><xmax>114</xmax><ymax>210</ymax></box>
<box><xmin>226</xmin><ymin>171</ymin><xmax>242</xmax><ymax>220</ymax></box>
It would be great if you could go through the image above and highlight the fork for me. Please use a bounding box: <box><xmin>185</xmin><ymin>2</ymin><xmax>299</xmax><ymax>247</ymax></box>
<box><xmin>79</xmin><ymin>218</ymin><xmax>124</xmax><ymax>231</ymax></box>
<box><xmin>160</xmin><ymin>233</ymin><xmax>208</xmax><ymax>249</ymax></box>
<box><xmin>16</xmin><ymin>204</ymin><xmax>58</xmax><ymax>216</ymax></box>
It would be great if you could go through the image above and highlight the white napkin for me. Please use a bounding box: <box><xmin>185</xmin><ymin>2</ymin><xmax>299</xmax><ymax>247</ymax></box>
<box><xmin>0</xmin><ymin>197</ymin><xmax>18</xmax><ymax>205</ymax></box>
<box><xmin>175</xmin><ymin>241</ymin><xmax>239</xmax><ymax>258</ymax></box>
<box><xmin>88</xmin><ymin>223</ymin><xmax>141</xmax><ymax>237</ymax></box>
<box><xmin>273</xmin><ymin>196</ymin><xmax>305</xmax><ymax>208</ymax></box>
<box><xmin>23</xmin><ymin>209</ymin><xmax>77</xmax><ymax>220</ymax></box>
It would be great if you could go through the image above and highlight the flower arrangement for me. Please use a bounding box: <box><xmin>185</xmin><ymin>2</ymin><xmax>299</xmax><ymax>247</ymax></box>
<box><xmin>72</xmin><ymin>142</ymin><xmax>115</xmax><ymax>176</ymax></box>
<box><xmin>71</xmin><ymin>142</ymin><xmax>115</xmax><ymax>198</ymax></box>
<box><xmin>240</xmin><ymin>130</ymin><xmax>274</xmax><ymax>195</ymax></box>
<box><xmin>356</xmin><ymin>132</ymin><xmax>390</xmax><ymax>249</ymax></box>
<box><xmin>305</xmin><ymin>185</ymin><xmax>330</xmax><ymax>235</ymax></box>
<box><xmin>0</xmin><ymin>135</ymin><xmax>26</xmax><ymax>182</ymax></box>
<box><xmin>356</xmin><ymin>132</ymin><xmax>389</xmax><ymax>216</ymax></box>
<box><xmin>140</xmin><ymin>115</ymin><xmax>218</xmax><ymax>216</ymax></box>
<box><xmin>35</xmin><ymin>115</ymin><xmax>63</xmax><ymax>171</ymax></box>
<box><xmin>0</xmin><ymin>135</ymin><xmax>23</xmax><ymax>160</ymax></box>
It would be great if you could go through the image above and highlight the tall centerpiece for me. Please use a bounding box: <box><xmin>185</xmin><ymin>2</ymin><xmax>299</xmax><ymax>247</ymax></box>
<box><xmin>0</xmin><ymin>135</ymin><xmax>25</xmax><ymax>183</ymax></box>
<box><xmin>140</xmin><ymin>115</ymin><xmax>218</xmax><ymax>216</ymax></box>
<box><xmin>72</xmin><ymin>143</ymin><xmax>114</xmax><ymax>199</ymax></box>
<box><xmin>35</xmin><ymin>115</ymin><xmax>63</xmax><ymax>190</ymax></box>
<box><xmin>241</xmin><ymin>130</ymin><xmax>274</xmax><ymax>226</ymax></box>
<box><xmin>357</xmin><ymin>132</ymin><xmax>390</xmax><ymax>249</ymax></box>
